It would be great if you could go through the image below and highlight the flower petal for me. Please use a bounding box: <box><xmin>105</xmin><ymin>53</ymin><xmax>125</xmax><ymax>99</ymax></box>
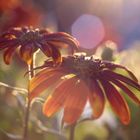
<box><xmin>36</xmin><ymin>42</ymin><xmax>52</xmax><ymax>57</ymax></box>
<box><xmin>45</xmin><ymin>32</ymin><xmax>75</xmax><ymax>39</ymax></box>
<box><xmin>43</xmin><ymin>77</ymin><xmax>76</xmax><ymax>117</ymax></box>
<box><xmin>44</xmin><ymin>32</ymin><xmax>79</xmax><ymax>52</ymax></box>
<box><xmin>48</xmin><ymin>41</ymin><xmax>68</xmax><ymax>49</ymax></box>
<box><xmin>49</xmin><ymin>45</ymin><xmax>62</xmax><ymax>64</ymax></box>
<box><xmin>89</xmin><ymin>79</ymin><xmax>105</xmax><ymax>119</ymax></box>
<box><xmin>37</xmin><ymin>41</ymin><xmax>62</xmax><ymax>63</ymax></box>
<box><xmin>30</xmin><ymin>68</ymin><xmax>56</xmax><ymax>87</ymax></box>
<box><xmin>2</xmin><ymin>27</ymin><xmax>22</xmax><ymax>37</ymax></box>
<box><xmin>110</xmin><ymin>79</ymin><xmax>140</xmax><ymax>105</ymax></box>
<box><xmin>19</xmin><ymin>44</ymin><xmax>35</xmax><ymax>65</ymax></box>
<box><xmin>0</xmin><ymin>39</ymin><xmax>18</xmax><ymax>50</ymax></box>
<box><xmin>63</xmin><ymin>79</ymin><xmax>88</xmax><ymax>124</ymax></box>
<box><xmin>29</xmin><ymin>70</ymin><xmax>64</xmax><ymax>100</ymax></box>
<box><xmin>3</xmin><ymin>46</ymin><xmax>17</xmax><ymax>64</ymax></box>
<box><xmin>101</xmin><ymin>70</ymin><xmax>140</xmax><ymax>91</ymax></box>
<box><xmin>100</xmin><ymin>80</ymin><xmax>130</xmax><ymax>125</ymax></box>
<box><xmin>30</xmin><ymin>68</ymin><xmax>65</xmax><ymax>92</ymax></box>
<box><xmin>103</xmin><ymin>61</ymin><xmax>138</xmax><ymax>82</ymax></box>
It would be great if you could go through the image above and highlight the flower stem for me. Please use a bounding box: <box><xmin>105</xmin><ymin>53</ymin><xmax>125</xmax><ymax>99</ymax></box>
<box><xmin>69</xmin><ymin>123</ymin><xmax>76</xmax><ymax>140</ymax></box>
<box><xmin>23</xmin><ymin>59</ymin><xmax>35</xmax><ymax>140</ymax></box>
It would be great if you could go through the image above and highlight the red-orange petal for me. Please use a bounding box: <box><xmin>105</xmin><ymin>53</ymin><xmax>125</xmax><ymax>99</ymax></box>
<box><xmin>63</xmin><ymin>79</ymin><xmax>88</xmax><ymax>124</ymax></box>
<box><xmin>19</xmin><ymin>44</ymin><xmax>34</xmax><ymax>65</ymax></box>
<box><xmin>49</xmin><ymin>45</ymin><xmax>62</xmax><ymax>64</ymax></box>
<box><xmin>36</xmin><ymin>42</ymin><xmax>52</xmax><ymax>57</ymax></box>
<box><xmin>43</xmin><ymin>77</ymin><xmax>76</xmax><ymax>117</ymax></box>
<box><xmin>45</xmin><ymin>32</ymin><xmax>79</xmax><ymax>52</ymax></box>
<box><xmin>3</xmin><ymin>46</ymin><xmax>17</xmax><ymax>64</ymax></box>
<box><xmin>48</xmin><ymin>41</ymin><xmax>68</xmax><ymax>49</ymax></box>
<box><xmin>101</xmin><ymin>80</ymin><xmax>130</xmax><ymax>125</ymax></box>
<box><xmin>103</xmin><ymin>61</ymin><xmax>138</xmax><ymax>82</ymax></box>
<box><xmin>29</xmin><ymin>70</ymin><xmax>64</xmax><ymax>100</ymax></box>
<box><xmin>110</xmin><ymin>79</ymin><xmax>140</xmax><ymax>105</ymax></box>
<box><xmin>89</xmin><ymin>79</ymin><xmax>105</xmax><ymax>119</ymax></box>
<box><xmin>30</xmin><ymin>68</ymin><xmax>63</xmax><ymax>91</ymax></box>
<box><xmin>102</xmin><ymin>70</ymin><xmax>140</xmax><ymax>91</ymax></box>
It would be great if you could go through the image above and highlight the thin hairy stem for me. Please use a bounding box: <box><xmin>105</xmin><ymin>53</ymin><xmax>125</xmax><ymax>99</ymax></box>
<box><xmin>23</xmin><ymin>57</ymin><xmax>35</xmax><ymax>140</ymax></box>
<box><xmin>69</xmin><ymin>123</ymin><xmax>76</xmax><ymax>140</ymax></box>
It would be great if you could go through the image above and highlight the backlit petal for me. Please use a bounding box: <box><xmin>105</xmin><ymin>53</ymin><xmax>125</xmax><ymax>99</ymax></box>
<box><xmin>44</xmin><ymin>32</ymin><xmax>79</xmax><ymax>52</ymax></box>
<box><xmin>36</xmin><ymin>42</ymin><xmax>52</xmax><ymax>57</ymax></box>
<box><xmin>43</xmin><ymin>77</ymin><xmax>76</xmax><ymax>117</ymax></box>
<box><xmin>103</xmin><ymin>61</ymin><xmax>138</xmax><ymax>82</ymax></box>
<box><xmin>89</xmin><ymin>79</ymin><xmax>105</xmax><ymax>118</ymax></box>
<box><xmin>110</xmin><ymin>79</ymin><xmax>140</xmax><ymax>105</ymax></box>
<box><xmin>49</xmin><ymin>45</ymin><xmax>62</xmax><ymax>64</ymax></box>
<box><xmin>0</xmin><ymin>40</ymin><xmax>18</xmax><ymax>50</ymax></box>
<box><xmin>19</xmin><ymin>44</ymin><xmax>34</xmax><ymax>65</ymax></box>
<box><xmin>29</xmin><ymin>71</ymin><xmax>64</xmax><ymax>100</ymax></box>
<box><xmin>63</xmin><ymin>79</ymin><xmax>88</xmax><ymax>124</ymax></box>
<box><xmin>3</xmin><ymin>46</ymin><xmax>17</xmax><ymax>64</ymax></box>
<box><xmin>30</xmin><ymin>68</ymin><xmax>63</xmax><ymax>91</ymax></box>
<box><xmin>101</xmin><ymin>80</ymin><xmax>130</xmax><ymax>125</ymax></box>
<box><xmin>101</xmin><ymin>70</ymin><xmax>140</xmax><ymax>91</ymax></box>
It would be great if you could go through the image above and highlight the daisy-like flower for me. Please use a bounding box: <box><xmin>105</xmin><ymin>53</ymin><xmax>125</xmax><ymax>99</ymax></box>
<box><xmin>29</xmin><ymin>53</ymin><xmax>140</xmax><ymax>125</ymax></box>
<box><xmin>0</xmin><ymin>27</ymin><xmax>79</xmax><ymax>64</ymax></box>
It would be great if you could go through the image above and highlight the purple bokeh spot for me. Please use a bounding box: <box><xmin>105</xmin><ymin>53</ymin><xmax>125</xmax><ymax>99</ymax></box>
<box><xmin>71</xmin><ymin>14</ymin><xmax>105</xmax><ymax>49</ymax></box>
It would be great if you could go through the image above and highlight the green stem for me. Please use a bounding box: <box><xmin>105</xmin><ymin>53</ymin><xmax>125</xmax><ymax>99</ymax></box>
<box><xmin>69</xmin><ymin>123</ymin><xmax>76</xmax><ymax>140</ymax></box>
<box><xmin>23</xmin><ymin>58</ymin><xmax>35</xmax><ymax>140</ymax></box>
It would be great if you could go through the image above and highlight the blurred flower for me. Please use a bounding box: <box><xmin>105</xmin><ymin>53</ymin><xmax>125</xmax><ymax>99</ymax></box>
<box><xmin>0</xmin><ymin>4</ymin><xmax>42</xmax><ymax>32</ymax></box>
<box><xmin>29</xmin><ymin>53</ymin><xmax>140</xmax><ymax>125</ymax></box>
<box><xmin>95</xmin><ymin>40</ymin><xmax>118</xmax><ymax>61</ymax></box>
<box><xmin>0</xmin><ymin>27</ymin><xmax>79</xmax><ymax>64</ymax></box>
<box><xmin>0</xmin><ymin>0</ymin><xmax>20</xmax><ymax>12</ymax></box>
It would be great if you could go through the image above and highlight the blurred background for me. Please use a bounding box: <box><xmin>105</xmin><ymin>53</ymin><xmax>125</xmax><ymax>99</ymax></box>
<box><xmin>0</xmin><ymin>0</ymin><xmax>140</xmax><ymax>140</ymax></box>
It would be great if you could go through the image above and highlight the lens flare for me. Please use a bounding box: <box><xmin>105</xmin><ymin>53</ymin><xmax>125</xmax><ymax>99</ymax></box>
<box><xmin>71</xmin><ymin>14</ymin><xmax>105</xmax><ymax>49</ymax></box>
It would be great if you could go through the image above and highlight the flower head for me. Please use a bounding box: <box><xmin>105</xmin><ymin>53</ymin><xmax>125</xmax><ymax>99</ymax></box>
<box><xmin>29</xmin><ymin>53</ymin><xmax>140</xmax><ymax>125</ymax></box>
<box><xmin>0</xmin><ymin>27</ymin><xmax>79</xmax><ymax>64</ymax></box>
<box><xmin>0</xmin><ymin>5</ymin><xmax>42</xmax><ymax>32</ymax></box>
<box><xmin>0</xmin><ymin>0</ymin><xmax>20</xmax><ymax>11</ymax></box>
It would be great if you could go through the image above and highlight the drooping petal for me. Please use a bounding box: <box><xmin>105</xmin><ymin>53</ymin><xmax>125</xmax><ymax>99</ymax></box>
<box><xmin>89</xmin><ymin>79</ymin><xmax>105</xmax><ymax>119</ymax></box>
<box><xmin>2</xmin><ymin>27</ymin><xmax>23</xmax><ymax>38</ymax></box>
<box><xmin>103</xmin><ymin>61</ymin><xmax>138</xmax><ymax>82</ymax></box>
<box><xmin>19</xmin><ymin>44</ymin><xmax>35</xmax><ymax>65</ymax></box>
<box><xmin>48</xmin><ymin>41</ymin><xmax>68</xmax><ymax>49</ymax></box>
<box><xmin>0</xmin><ymin>39</ymin><xmax>18</xmax><ymax>50</ymax></box>
<box><xmin>100</xmin><ymin>80</ymin><xmax>130</xmax><ymax>125</ymax></box>
<box><xmin>30</xmin><ymin>68</ymin><xmax>63</xmax><ymax>91</ymax></box>
<box><xmin>43</xmin><ymin>77</ymin><xmax>76</xmax><ymax>117</ymax></box>
<box><xmin>36</xmin><ymin>42</ymin><xmax>52</xmax><ymax>57</ymax></box>
<box><xmin>44</xmin><ymin>32</ymin><xmax>79</xmax><ymax>52</ymax></box>
<box><xmin>44</xmin><ymin>32</ymin><xmax>75</xmax><ymax>39</ymax></box>
<box><xmin>3</xmin><ymin>46</ymin><xmax>17</xmax><ymax>64</ymax></box>
<box><xmin>29</xmin><ymin>70</ymin><xmax>64</xmax><ymax>100</ymax></box>
<box><xmin>101</xmin><ymin>70</ymin><xmax>140</xmax><ymax>91</ymax></box>
<box><xmin>37</xmin><ymin>41</ymin><xmax>62</xmax><ymax>63</ymax></box>
<box><xmin>49</xmin><ymin>44</ymin><xmax>62</xmax><ymax>64</ymax></box>
<box><xmin>110</xmin><ymin>79</ymin><xmax>140</xmax><ymax>105</ymax></box>
<box><xmin>63</xmin><ymin>79</ymin><xmax>88</xmax><ymax>124</ymax></box>
<box><xmin>99</xmin><ymin>74</ymin><xmax>140</xmax><ymax>105</ymax></box>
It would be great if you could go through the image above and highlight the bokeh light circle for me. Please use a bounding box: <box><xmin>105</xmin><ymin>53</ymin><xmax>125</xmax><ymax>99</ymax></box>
<box><xmin>71</xmin><ymin>14</ymin><xmax>105</xmax><ymax>49</ymax></box>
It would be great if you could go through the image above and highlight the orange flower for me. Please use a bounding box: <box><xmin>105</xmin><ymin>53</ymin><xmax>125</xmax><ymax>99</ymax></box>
<box><xmin>30</xmin><ymin>54</ymin><xmax>140</xmax><ymax>125</ymax></box>
<box><xmin>0</xmin><ymin>0</ymin><xmax>20</xmax><ymax>11</ymax></box>
<box><xmin>0</xmin><ymin>27</ymin><xmax>79</xmax><ymax>64</ymax></box>
<box><xmin>0</xmin><ymin>5</ymin><xmax>43</xmax><ymax>32</ymax></box>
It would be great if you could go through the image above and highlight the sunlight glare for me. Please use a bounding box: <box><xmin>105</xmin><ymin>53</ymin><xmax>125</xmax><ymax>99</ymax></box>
<box><xmin>71</xmin><ymin>14</ymin><xmax>105</xmax><ymax>49</ymax></box>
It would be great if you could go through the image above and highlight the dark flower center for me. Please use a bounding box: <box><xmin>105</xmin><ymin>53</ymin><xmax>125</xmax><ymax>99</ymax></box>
<box><xmin>62</xmin><ymin>54</ymin><xmax>105</xmax><ymax>77</ymax></box>
<box><xmin>20</xmin><ymin>30</ymin><xmax>41</xmax><ymax>44</ymax></box>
